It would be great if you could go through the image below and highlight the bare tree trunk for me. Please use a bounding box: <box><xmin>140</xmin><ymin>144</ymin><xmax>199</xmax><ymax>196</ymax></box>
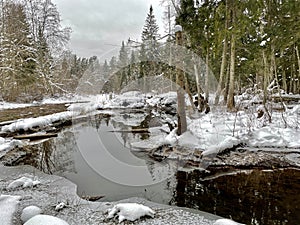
<box><xmin>175</xmin><ymin>27</ymin><xmax>187</xmax><ymax>135</ymax></box>
<box><xmin>193</xmin><ymin>56</ymin><xmax>204</xmax><ymax>110</ymax></box>
<box><xmin>271</xmin><ymin>45</ymin><xmax>284</xmax><ymax>108</ymax></box>
<box><xmin>262</xmin><ymin>50</ymin><xmax>272</xmax><ymax>123</ymax></box>
<box><xmin>282</xmin><ymin>70</ymin><xmax>287</xmax><ymax>92</ymax></box>
<box><xmin>295</xmin><ymin>45</ymin><xmax>300</xmax><ymax>94</ymax></box>
<box><xmin>215</xmin><ymin>37</ymin><xmax>228</xmax><ymax>105</ymax></box>
<box><xmin>184</xmin><ymin>72</ymin><xmax>196</xmax><ymax>111</ymax></box>
<box><xmin>262</xmin><ymin>50</ymin><xmax>268</xmax><ymax>105</ymax></box>
<box><xmin>215</xmin><ymin>0</ymin><xmax>228</xmax><ymax>105</ymax></box>
<box><xmin>226</xmin><ymin>32</ymin><xmax>236</xmax><ymax>111</ymax></box>
<box><xmin>223</xmin><ymin>62</ymin><xmax>230</xmax><ymax>104</ymax></box>
<box><xmin>205</xmin><ymin>49</ymin><xmax>209</xmax><ymax>102</ymax></box>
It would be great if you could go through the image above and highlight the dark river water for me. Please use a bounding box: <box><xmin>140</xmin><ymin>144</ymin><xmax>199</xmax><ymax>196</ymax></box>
<box><xmin>14</xmin><ymin>112</ymin><xmax>300</xmax><ymax>225</ymax></box>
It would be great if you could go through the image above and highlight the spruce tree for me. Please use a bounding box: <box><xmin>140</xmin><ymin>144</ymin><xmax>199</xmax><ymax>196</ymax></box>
<box><xmin>141</xmin><ymin>5</ymin><xmax>161</xmax><ymax>79</ymax></box>
<box><xmin>141</xmin><ymin>5</ymin><xmax>160</xmax><ymax>57</ymax></box>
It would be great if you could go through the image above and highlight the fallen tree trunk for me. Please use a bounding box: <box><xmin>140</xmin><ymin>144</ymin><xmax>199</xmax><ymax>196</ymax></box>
<box><xmin>13</xmin><ymin>133</ymin><xmax>58</xmax><ymax>141</ymax></box>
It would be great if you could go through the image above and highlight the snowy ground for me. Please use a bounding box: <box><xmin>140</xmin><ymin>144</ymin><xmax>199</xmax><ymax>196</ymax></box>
<box><xmin>0</xmin><ymin>164</ymin><xmax>223</xmax><ymax>225</ymax></box>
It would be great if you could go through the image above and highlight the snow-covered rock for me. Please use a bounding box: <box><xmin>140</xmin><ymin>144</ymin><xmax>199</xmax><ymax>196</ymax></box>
<box><xmin>0</xmin><ymin>139</ymin><xmax>24</xmax><ymax>157</ymax></box>
<box><xmin>214</xmin><ymin>218</ymin><xmax>245</xmax><ymax>225</ymax></box>
<box><xmin>7</xmin><ymin>176</ymin><xmax>40</xmax><ymax>190</ymax></box>
<box><xmin>24</xmin><ymin>215</ymin><xmax>69</xmax><ymax>225</ymax></box>
<box><xmin>55</xmin><ymin>202</ymin><xmax>66</xmax><ymax>211</ymax></box>
<box><xmin>0</xmin><ymin>195</ymin><xmax>21</xmax><ymax>225</ymax></box>
<box><xmin>21</xmin><ymin>206</ymin><xmax>43</xmax><ymax>223</ymax></box>
<box><xmin>107</xmin><ymin>203</ymin><xmax>155</xmax><ymax>223</ymax></box>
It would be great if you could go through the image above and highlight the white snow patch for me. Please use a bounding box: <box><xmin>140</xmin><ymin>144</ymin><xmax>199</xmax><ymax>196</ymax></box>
<box><xmin>1</xmin><ymin>111</ymin><xmax>78</xmax><ymax>133</ymax></box>
<box><xmin>214</xmin><ymin>218</ymin><xmax>245</xmax><ymax>225</ymax></box>
<box><xmin>104</xmin><ymin>91</ymin><xmax>146</xmax><ymax>109</ymax></box>
<box><xmin>0</xmin><ymin>102</ymin><xmax>32</xmax><ymax>110</ymax></box>
<box><xmin>24</xmin><ymin>215</ymin><xmax>69</xmax><ymax>225</ymax></box>
<box><xmin>248</xmin><ymin>127</ymin><xmax>300</xmax><ymax>148</ymax></box>
<box><xmin>0</xmin><ymin>139</ymin><xmax>24</xmax><ymax>156</ymax></box>
<box><xmin>0</xmin><ymin>195</ymin><xmax>21</xmax><ymax>225</ymax></box>
<box><xmin>202</xmin><ymin>136</ymin><xmax>241</xmax><ymax>157</ymax></box>
<box><xmin>164</xmin><ymin>128</ymin><xmax>178</xmax><ymax>145</ymax></box>
<box><xmin>260</xmin><ymin>40</ymin><xmax>267</xmax><ymax>46</ymax></box>
<box><xmin>107</xmin><ymin>203</ymin><xmax>155</xmax><ymax>223</ymax></box>
<box><xmin>7</xmin><ymin>176</ymin><xmax>40</xmax><ymax>190</ymax></box>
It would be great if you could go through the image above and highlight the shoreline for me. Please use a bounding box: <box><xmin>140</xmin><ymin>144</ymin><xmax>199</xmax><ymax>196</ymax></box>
<box><xmin>0</xmin><ymin>164</ymin><xmax>222</xmax><ymax>225</ymax></box>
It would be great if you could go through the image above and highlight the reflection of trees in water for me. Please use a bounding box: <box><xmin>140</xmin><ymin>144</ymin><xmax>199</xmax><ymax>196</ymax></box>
<box><xmin>39</xmin><ymin>141</ymin><xmax>56</xmax><ymax>174</ymax></box>
<box><xmin>85</xmin><ymin>114</ymin><xmax>111</xmax><ymax>131</ymax></box>
<box><xmin>142</xmin><ymin>160</ymin><xmax>177</xmax><ymax>205</ymax></box>
<box><xmin>21</xmin><ymin>131</ymin><xmax>78</xmax><ymax>175</ymax></box>
<box><xmin>173</xmin><ymin>169</ymin><xmax>300</xmax><ymax>225</ymax></box>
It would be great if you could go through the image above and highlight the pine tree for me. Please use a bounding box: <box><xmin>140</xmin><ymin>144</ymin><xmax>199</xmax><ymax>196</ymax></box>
<box><xmin>141</xmin><ymin>5</ymin><xmax>160</xmax><ymax>56</ymax></box>
<box><xmin>118</xmin><ymin>41</ymin><xmax>129</xmax><ymax>87</ymax></box>
<box><xmin>118</xmin><ymin>41</ymin><xmax>129</xmax><ymax>68</ymax></box>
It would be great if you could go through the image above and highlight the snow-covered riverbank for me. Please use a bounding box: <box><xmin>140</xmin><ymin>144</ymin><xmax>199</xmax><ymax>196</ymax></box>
<box><xmin>0</xmin><ymin>164</ymin><xmax>226</xmax><ymax>225</ymax></box>
<box><xmin>1</xmin><ymin>91</ymin><xmax>300</xmax><ymax>169</ymax></box>
<box><xmin>1</xmin><ymin>91</ymin><xmax>300</xmax><ymax>150</ymax></box>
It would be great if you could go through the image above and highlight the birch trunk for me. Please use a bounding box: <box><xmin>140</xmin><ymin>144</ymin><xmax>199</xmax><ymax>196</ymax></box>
<box><xmin>226</xmin><ymin>33</ymin><xmax>235</xmax><ymax>110</ymax></box>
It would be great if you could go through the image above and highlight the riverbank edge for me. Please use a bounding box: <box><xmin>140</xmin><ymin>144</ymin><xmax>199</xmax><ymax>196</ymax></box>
<box><xmin>0</xmin><ymin>164</ymin><xmax>222</xmax><ymax>225</ymax></box>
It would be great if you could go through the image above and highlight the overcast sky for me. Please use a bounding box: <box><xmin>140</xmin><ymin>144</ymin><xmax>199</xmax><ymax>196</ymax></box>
<box><xmin>52</xmin><ymin>0</ymin><xmax>165</xmax><ymax>60</ymax></box>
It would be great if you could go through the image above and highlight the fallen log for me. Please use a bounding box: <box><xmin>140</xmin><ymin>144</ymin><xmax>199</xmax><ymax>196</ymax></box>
<box><xmin>109</xmin><ymin>128</ymin><xmax>149</xmax><ymax>133</ymax></box>
<box><xmin>13</xmin><ymin>133</ymin><xmax>58</xmax><ymax>141</ymax></box>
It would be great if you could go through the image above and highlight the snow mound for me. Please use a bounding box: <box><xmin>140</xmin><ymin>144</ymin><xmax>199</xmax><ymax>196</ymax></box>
<box><xmin>202</xmin><ymin>136</ymin><xmax>241</xmax><ymax>157</ymax></box>
<box><xmin>24</xmin><ymin>215</ymin><xmax>69</xmax><ymax>225</ymax></box>
<box><xmin>0</xmin><ymin>137</ymin><xmax>5</xmax><ymax>145</ymax></box>
<box><xmin>21</xmin><ymin>206</ymin><xmax>43</xmax><ymax>223</ymax></box>
<box><xmin>107</xmin><ymin>203</ymin><xmax>155</xmax><ymax>223</ymax></box>
<box><xmin>0</xmin><ymin>139</ymin><xmax>24</xmax><ymax>156</ymax></box>
<box><xmin>106</xmin><ymin>91</ymin><xmax>146</xmax><ymax>109</ymax></box>
<box><xmin>1</xmin><ymin>111</ymin><xmax>77</xmax><ymax>133</ymax></box>
<box><xmin>0</xmin><ymin>195</ymin><xmax>21</xmax><ymax>225</ymax></box>
<box><xmin>7</xmin><ymin>176</ymin><xmax>40</xmax><ymax>190</ymax></box>
<box><xmin>214</xmin><ymin>218</ymin><xmax>245</xmax><ymax>225</ymax></box>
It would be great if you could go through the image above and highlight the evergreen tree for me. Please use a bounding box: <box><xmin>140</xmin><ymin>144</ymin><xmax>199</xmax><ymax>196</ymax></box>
<box><xmin>118</xmin><ymin>41</ymin><xmax>129</xmax><ymax>87</ymax></box>
<box><xmin>141</xmin><ymin>5</ymin><xmax>161</xmax><ymax>78</ymax></box>
<box><xmin>141</xmin><ymin>5</ymin><xmax>160</xmax><ymax>60</ymax></box>
<box><xmin>102</xmin><ymin>59</ymin><xmax>109</xmax><ymax>80</ymax></box>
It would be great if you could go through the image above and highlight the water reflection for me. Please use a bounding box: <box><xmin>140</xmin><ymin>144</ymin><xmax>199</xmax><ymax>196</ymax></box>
<box><xmin>23</xmin><ymin>112</ymin><xmax>177</xmax><ymax>204</ymax></box>
<box><xmin>173</xmin><ymin>169</ymin><xmax>300</xmax><ymax>225</ymax></box>
<box><xmin>9</xmin><ymin>112</ymin><xmax>300</xmax><ymax>225</ymax></box>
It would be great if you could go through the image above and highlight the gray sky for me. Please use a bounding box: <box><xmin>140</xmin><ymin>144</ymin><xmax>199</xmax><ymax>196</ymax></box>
<box><xmin>52</xmin><ymin>0</ymin><xmax>165</xmax><ymax>59</ymax></box>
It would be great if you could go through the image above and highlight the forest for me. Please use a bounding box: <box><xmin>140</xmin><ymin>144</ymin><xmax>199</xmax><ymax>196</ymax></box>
<box><xmin>0</xmin><ymin>1</ymin><xmax>300</xmax><ymax>224</ymax></box>
<box><xmin>1</xmin><ymin>0</ymin><xmax>299</xmax><ymax>110</ymax></box>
